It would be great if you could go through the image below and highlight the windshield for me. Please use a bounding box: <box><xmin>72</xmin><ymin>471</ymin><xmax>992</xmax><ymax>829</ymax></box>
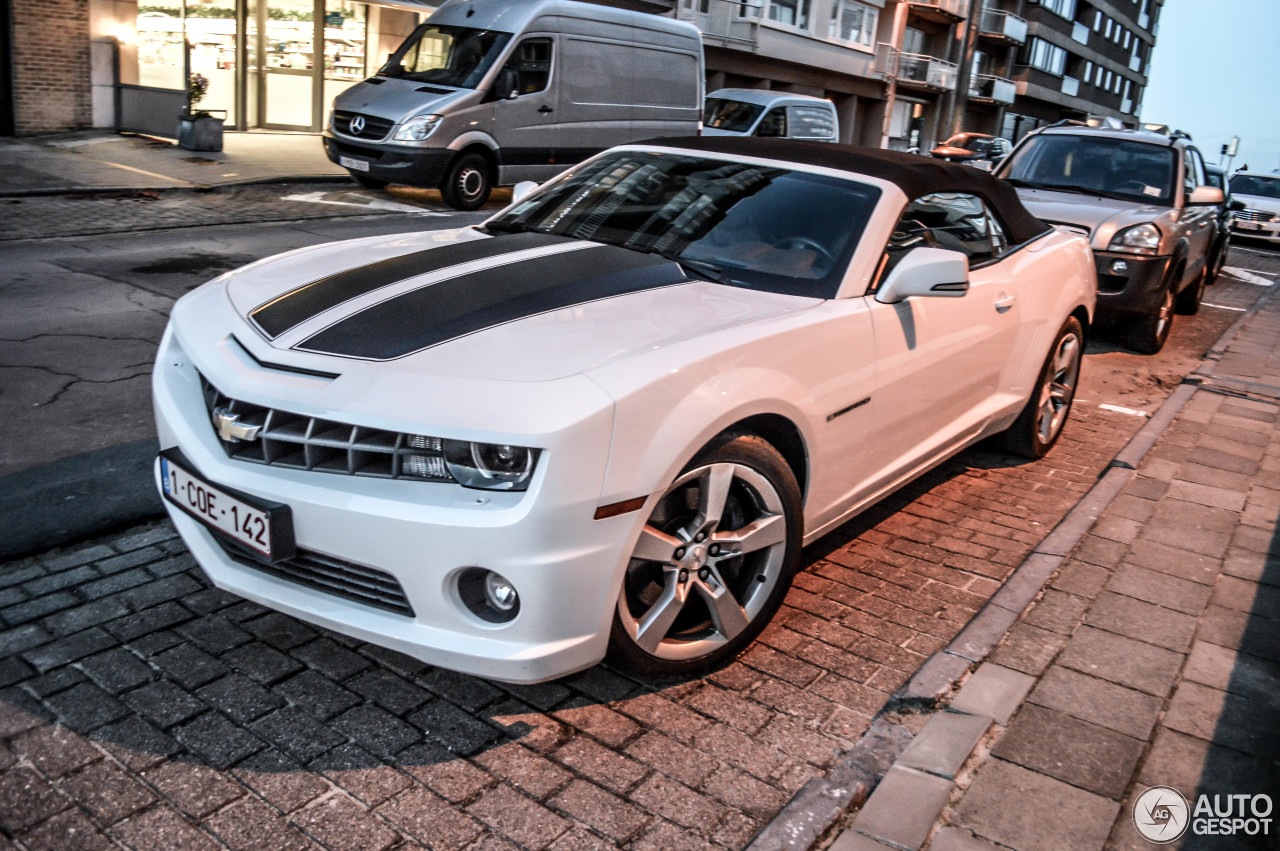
<box><xmin>1230</xmin><ymin>175</ymin><xmax>1280</xmax><ymax>200</ymax></box>
<box><xmin>488</xmin><ymin>151</ymin><xmax>881</xmax><ymax>299</ymax></box>
<box><xmin>704</xmin><ymin>99</ymin><xmax>765</xmax><ymax>133</ymax></box>
<box><xmin>380</xmin><ymin>25</ymin><xmax>512</xmax><ymax>89</ymax></box>
<box><xmin>945</xmin><ymin>134</ymin><xmax>992</xmax><ymax>154</ymax></box>
<box><xmin>1001</xmin><ymin>135</ymin><xmax>1178</xmax><ymax>205</ymax></box>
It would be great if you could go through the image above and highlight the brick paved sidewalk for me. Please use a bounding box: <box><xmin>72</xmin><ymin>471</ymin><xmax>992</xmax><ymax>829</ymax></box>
<box><xmin>828</xmin><ymin>291</ymin><xmax>1280</xmax><ymax>851</ymax></box>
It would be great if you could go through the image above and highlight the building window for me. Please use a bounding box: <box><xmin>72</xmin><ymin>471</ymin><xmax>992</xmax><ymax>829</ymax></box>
<box><xmin>1094</xmin><ymin>10</ymin><xmax>1103</xmax><ymax>30</ymax></box>
<box><xmin>1104</xmin><ymin>17</ymin><xmax>1113</xmax><ymax>38</ymax></box>
<box><xmin>1123</xmin><ymin>30</ymin><xmax>1131</xmax><ymax>48</ymax></box>
<box><xmin>829</xmin><ymin>0</ymin><xmax>877</xmax><ymax>48</ymax></box>
<box><xmin>1096</xmin><ymin>65</ymin><xmax>1105</xmax><ymax>85</ymax></box>
<box><xmin>1105</xmin><ymin>69</ymin><xmax>1113</xmax><ymax>89</ymax></box>
<box><xmin>1027</xmin><ymin>37</ymin><xmax>1067</xmax><ymax>76</ymax></box>
<box><xmin>1084</xmin><ymin>60</ymin><xmax>1093</xmax><ymax>81</ymax></box>
<box><xmin>767</xmin><ymin>0</ymin><xmax>811</xmax><ymax>30</ymax></box>
<box><xmin>1041</xmin><ymin>0</ymin><xmax>1077</xmax><ymax>22</ymax></box>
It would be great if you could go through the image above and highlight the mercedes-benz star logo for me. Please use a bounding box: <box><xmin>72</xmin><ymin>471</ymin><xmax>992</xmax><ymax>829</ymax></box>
<box><xmin>349</xmin><ymin>115</ymin><xmax>366</xmax><ymax>135</ymax></box>
<box><xmin>1133</xmin><ymin>786</ymin><xmax>1190</xmax><ymax>844</ymax></box>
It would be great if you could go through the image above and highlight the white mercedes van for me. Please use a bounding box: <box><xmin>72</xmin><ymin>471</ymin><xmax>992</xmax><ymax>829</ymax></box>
<box><xmin>702</xmin><ymin>89</ymin><xmax>839</xmax><ymax>143</ymax></box>
<box><xmin>322</xmin><ymin>0</ymin><xmax>703</xmax><ymax>209</ymax></box>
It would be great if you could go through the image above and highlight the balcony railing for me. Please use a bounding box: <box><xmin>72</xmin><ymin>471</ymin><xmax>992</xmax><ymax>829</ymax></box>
<box><xmin>880</xmin><ymin>48</ymin><xmax>959</xmax><ymax>91</ymax></box>
<box><xmin>978</xmin><ymin>9</ymin><xmax>1028</xmax><ymax>44</ymax></box>
<box><xmin>969</xmin><ymin>73</ymin><xmax>1017</xmax><ymax>104</ymax></box>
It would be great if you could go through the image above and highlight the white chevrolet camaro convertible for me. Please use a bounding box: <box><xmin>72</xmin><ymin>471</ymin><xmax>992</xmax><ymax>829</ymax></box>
<box><xmin>153</xmin><ymin>138</ymin><xmax>1095</xmax><ymax>683</ymax></box>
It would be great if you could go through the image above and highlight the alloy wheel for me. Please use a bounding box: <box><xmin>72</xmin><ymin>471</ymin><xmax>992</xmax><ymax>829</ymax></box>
<box><xmin>1035</xmin><ymin>330</ymin><xmax>1081</xmax><ymax>444</ymax></box>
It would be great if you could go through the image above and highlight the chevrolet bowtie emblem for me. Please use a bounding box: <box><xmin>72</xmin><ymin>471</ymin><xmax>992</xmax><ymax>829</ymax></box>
<box><xmin>213</xmin><ymin>407</ymin><xmax>262</xmax><ymax>442</ymax></box>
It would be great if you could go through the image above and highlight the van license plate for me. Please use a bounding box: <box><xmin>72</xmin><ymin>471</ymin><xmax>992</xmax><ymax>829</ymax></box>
<box><xmin>339</xmin><ymin>156</ymin><xmax>370</xmax><ymax>172</ymax></box>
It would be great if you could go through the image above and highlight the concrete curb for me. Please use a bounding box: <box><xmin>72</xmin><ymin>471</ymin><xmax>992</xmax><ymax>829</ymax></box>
<box><xmin>751</xmin><ymin>280</ymin><xmax>1280</xmax><ymax>850</ymax></box>
<box><xmin>0</xmin><ymin>175</ymin><xmax>353</xmax><ymax>198</ymax></box>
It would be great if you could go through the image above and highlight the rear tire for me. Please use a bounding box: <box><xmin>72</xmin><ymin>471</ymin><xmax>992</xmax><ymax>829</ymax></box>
<box><xmin>1000</xmin><ymin>317</ymin><xmax>1083</xmax><ymax>459</ymax></box>
<box><xmin>440</xmin><ymin>153</ymin><xmax>492</xmax><ymax>211</ymax></box>
<box><xmin>1127</xmin><ymin>283</ymin><xmax>1175</xmax><ymax>354</ymax></box>
<box><xmin>350</xmin><ymin>172</ymin><xmax>389</xmax><ymax>190</ymax></box>
<box><xmin>607</xmin><ymin>434</ymin><xmax>802</xmax><ymax>678</ymax></box>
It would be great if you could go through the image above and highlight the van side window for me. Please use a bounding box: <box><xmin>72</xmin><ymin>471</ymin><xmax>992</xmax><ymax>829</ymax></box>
<box><xmin>787</xmin><ymin>105</ymin><xmax>836</xmax><ymax>140</ymax></box>
<box><xmin>878</xmin><ymin>193</ymin><xmax>998</xmax><ymax>285</ymax></box>
<box><xmin>755</xmin><ymin>108</ymin><xmax>787</xmax><ymax>138</ymax></box>
<box><xmin>504</xmin><ymin>38</ymin><xmax>553</xmax><ymax>95</ymax></box>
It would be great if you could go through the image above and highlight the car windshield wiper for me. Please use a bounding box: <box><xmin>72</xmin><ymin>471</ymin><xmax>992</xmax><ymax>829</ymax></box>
<box><xmin>652</xmin><ymin>249</ymin><xmax>726</xmax><ymax>285</ymax></box>
<box><xmin>1017</xmin><ymin>181</ymin><xmax>1136</xmax><ymax>202</ymax></box>
<box><xmin>479</xmin><ymin>220</ymin><xmax>537</xmax><ymax>235</ymax></box>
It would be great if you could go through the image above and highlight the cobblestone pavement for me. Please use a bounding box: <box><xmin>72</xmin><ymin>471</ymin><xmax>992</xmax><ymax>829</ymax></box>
<box><xmin>0</xmin><ymin>184</ymin><xmax>508</xmax><ymax>242</ymax></box>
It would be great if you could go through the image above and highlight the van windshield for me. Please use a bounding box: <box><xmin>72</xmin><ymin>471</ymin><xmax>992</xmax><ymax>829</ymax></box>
<box><xmin>380</xmin><ymin>25</ymin><xmax>512</xmax><ymax>89</ymax></box>
<box><xmin>486</xmin><ymin>151</ymin><xmax>881</xmax><ymax>299</ymax></box>
<box><xmin>704</xmin><ymin>98</ymin><xmax>765</xmax><ymax>133</ymax></box>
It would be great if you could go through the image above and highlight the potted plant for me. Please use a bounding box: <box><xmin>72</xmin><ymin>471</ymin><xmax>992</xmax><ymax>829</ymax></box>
<box><xmin>178</xmin><ymin>73</ymin><xmax>224</xmax><ymax>152</ymax></box>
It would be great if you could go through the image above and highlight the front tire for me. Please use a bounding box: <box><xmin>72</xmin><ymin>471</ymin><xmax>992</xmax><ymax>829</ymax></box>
<box><xmin>1001</xmin><ymin>317</ymin><xmax>1083</xmax><ymax>459</ymax></box>
<box><xmin>608</xmin><ymin>435</ymin><xmax>802</xmax><ymax>678</ymax></box>
<box><xmin>1127</xmin><ymin>282</ymin><xmax>1175</xmax><ymax>354</ymax></box>
<box><xmin>440</xmin><ymin>153</ymin><xmax>492</xmax><ymax>211</ymax></box>
<box><xmin>1175</xmin><ymin>267</ymin><xmax>1206</xmax><ymax>316</ymax></box>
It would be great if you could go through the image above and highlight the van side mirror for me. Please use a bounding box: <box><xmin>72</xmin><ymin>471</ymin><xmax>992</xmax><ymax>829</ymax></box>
<box><xmin>512</xmin><ymin>181</ymin><xmax>539</xmax><ymax>204</ymax></box>
<box><xmin>875</xmin><ymin>248</ymin><xmax>970</xmax><ymax>305</ymax></box>
<box><xmin>1187</xmin><ymin>185</ymin><xmax>1224</xmax><ymax>205</ymax></box>
<box><xmin>495</xmin><ymin>68</ymin><xmax>519</xmax><ymax>100</ymax></box>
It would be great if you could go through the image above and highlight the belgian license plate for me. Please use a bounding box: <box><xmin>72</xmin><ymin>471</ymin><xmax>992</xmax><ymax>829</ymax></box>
<box><xmin>1237</xmin><ymin>221</ymin><xmax>1261</xmax><ymax>231</ymax></box>
<box><xmin>339</xmin><ymin>155</ymin><xmax>370</xmax><ymax>172</ymax></box>
<box><xmin>160</xmin><ymin>451</ymin><xmax>293</xmax><ymax>559</ymax></box>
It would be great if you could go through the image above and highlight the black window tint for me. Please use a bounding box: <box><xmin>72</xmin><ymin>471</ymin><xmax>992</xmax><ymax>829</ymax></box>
<box><xmin>755</xmin><ymin>108</ymin><xmax>787</xmax><ymax>138</ymax></box>
<box><xmin>504</xmin><ymin>38</ymin><xmax>552</xmax><ymax>95</ymax></box>
<box><xmin>704</xmin><ymin>98</ymin><xmax>764</xmax><ymax>133</ymax></box>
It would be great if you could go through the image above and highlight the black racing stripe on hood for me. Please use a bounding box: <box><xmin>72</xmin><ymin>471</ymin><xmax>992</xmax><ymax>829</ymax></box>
<box><xmin>295</xmin><ymin>243</ymin><xmax>688</xmax><ymax>361</ymax></box>
<box><xmin>250</xmin><ymin>230</ymin><xmax>573</xmax><ymax>339</ymax></box>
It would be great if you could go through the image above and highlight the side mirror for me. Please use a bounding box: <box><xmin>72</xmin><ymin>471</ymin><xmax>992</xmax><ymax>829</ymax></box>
<box><xmin>512</xmin><ymin>181</ymin><xmax>539</xmax><ymax>204</ymax></box>
<box><xmin>876</xmin><ymin>248</ymin><xmax>970</xmax><ymax>305</ymax></box>
<box><xmin>495</xmin><ymin>68</ymin><xmax>519</xmax><ymax>100</ymax></box>
<box><xmin>1187</xmin><ymin>185</ymin><xmax>1225</xmax><ymax>205</ymax></box>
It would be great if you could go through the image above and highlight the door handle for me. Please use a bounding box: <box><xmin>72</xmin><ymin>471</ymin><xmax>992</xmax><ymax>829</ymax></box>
<box><xmin>994</xmin><ymin>293</ymin><xmax>1015</xmax><ymax>313</ymax></box>
<box><xmin>538</xmin><ymin>105</ymin><xmax>554</xmax><ymax>114</ymax></box>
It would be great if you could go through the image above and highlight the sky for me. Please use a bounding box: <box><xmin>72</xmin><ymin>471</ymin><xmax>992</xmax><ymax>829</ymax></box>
<box><xmin>1141</xmin><ymin>0</ymin><xmax>1280</xmax><ymax>174</ymax></box>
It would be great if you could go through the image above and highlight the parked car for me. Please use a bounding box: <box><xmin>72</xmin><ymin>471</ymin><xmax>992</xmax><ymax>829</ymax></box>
<box><xmin>322</xmin><ymin>0</ymin><xmax>703</xmax><ymax>209</ymax></box>
<box><xmin>995</xmin><ymin>123</ymin><xmax>1224</xmax><ymax>353</ymax></box>
<box><xmin>930</xmin><ymin>132</ymin><xmax>1011</xmax><ymax>168</ymax></box>
<box><xmin>1228</xmin><ymin>171</ymin><xmax>1280</xmax><ymax>244</ymax></box>
<box><xmin>702</xmin><ymin>89</ymin><xmax>839</xmax><ymax>142</ymax></box>
<box><xmin>153</xmin><ymin>138</ymin><xmax>1095</xmax><ymax>683</ymax></box>
<box><xmin>1203</xmin><ymin>163</ymin><xmax>1233</xmax><ymax>279</ymax></box>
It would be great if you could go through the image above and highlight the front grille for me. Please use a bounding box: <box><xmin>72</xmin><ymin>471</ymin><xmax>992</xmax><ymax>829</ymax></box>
<box><xmin>333</xmin><ymin>111</ymin><xmax>394</xmax><ymax>141</ymax></box>
<box><xmin>201</xmin><ymin>376</ymin><xmax>455</xmax><ymax>483</ymax></box>
<box><xmin>217</xmin><ymin>536</ymin><xmax>415</xmax><ymax>617</ymax></box>
<box><xmin>1235</xmin><ymin>209</ymin><xmax>1277</xmax><ymax>223</ymax></box>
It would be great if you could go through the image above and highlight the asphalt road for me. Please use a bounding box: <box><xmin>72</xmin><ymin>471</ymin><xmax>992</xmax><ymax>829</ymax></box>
<box><xmin>1</xmin><ymin>183</ymin><xmax>1277</xmax><ymax>558</ymax></box>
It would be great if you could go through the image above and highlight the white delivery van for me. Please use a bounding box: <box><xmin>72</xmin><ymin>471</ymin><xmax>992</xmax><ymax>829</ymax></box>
<box><xmin>702</xmin><ymin>89</ymin><xmax>839</xmax><ymax>143</ymax></box>
<box><xmin>323</xmin><ymin>0</ymin><xmax>704</xmax><ymax>209</ymax></box>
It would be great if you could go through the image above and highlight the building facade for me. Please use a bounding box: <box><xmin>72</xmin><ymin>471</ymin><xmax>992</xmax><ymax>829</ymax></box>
<box><xmin>0</xmin><ymin>0</ymin><xmax>1161</xmax><ymax>150</ymax></box>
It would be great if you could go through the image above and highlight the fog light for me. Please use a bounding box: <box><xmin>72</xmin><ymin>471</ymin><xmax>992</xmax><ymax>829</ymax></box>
<box><xmin>458</xmin><ymin>568</ymin><xmax>520</xmax><ymax>623</ymax></box>
<box><xmin>1110</xmin><ymin>259</ymin><xmax>1130</xmax><ymax>274</ymax></box>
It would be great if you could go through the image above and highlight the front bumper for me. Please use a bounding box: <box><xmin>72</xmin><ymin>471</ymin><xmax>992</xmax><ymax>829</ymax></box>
<box><xmin>1092</xmin><ymin>252</ymin><xmax>1172</xmax><ymax>319</ymax></box>
<box><xmin>1230</xmin><ymin>218</ymin><xmax>1280</xmax><ymax>244</ymax></box>
<box><xmin>322</xmin><ymin>132</ymin><xmax>454</xmax><ymax>188</ymax></box>
<box><xmin>152</xmin><ymin>326</ymin><xmax>641</xmax><ymax>684</ymax></box>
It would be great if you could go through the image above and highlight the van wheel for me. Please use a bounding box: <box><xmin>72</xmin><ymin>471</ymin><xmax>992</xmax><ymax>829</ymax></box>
<box><xmin>350</xmin><ymin>172</ymin><xmax>389</xmax><ymax>190</ymax></box>
<box><xmin>608</xmin><ymin>435</ymin><xmax>801</xmax><ymax>678</ymax></box>
<box><xmin>441</xmin><ymin>154</ymin><xmax>492</xmax><ymax>211</ymax></box>
<box><xmin>1000</xmin><ymin>317</ymin><xmax>1082</xmax><ymax>459</ymax></box>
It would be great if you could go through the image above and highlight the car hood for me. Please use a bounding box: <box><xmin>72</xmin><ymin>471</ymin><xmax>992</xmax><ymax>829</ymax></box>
<box><xmin>217</xmin><ymin>227</ymin><xmax>819</xmax><ymax>383</ymax></box>
<box><xmin>1234</xmin><ymin>193</ymin><xmax>1280</xmax><ymax>214</ymax></box>
<box><xmin>1013</xmin><ymin>187</ymin><xmax>1173</xmax><ymax>249</ymax></box>
<box><xmin>331</xmin><ymin>77</ymin><xmax>472</xmax><ymax>123</ymax></box>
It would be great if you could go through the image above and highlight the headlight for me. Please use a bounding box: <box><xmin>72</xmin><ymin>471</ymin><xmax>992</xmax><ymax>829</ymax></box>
<box><xmin>1108</xmin><ymin>223</ymin><xmax>1161</xmax><ymax>254</ymax></box>
<box><xmin>444</xmin><ymin>440</ymin><xmax>539</xmax><ymax>490</ymax></box>
<box><xmin>393</xmin><ymin>114</ymin><xmax>442</xmax><ymax>142</ymax></box>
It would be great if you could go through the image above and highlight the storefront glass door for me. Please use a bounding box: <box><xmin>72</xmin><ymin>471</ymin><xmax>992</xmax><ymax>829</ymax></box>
<box><xmin>258</xmin><ymin>0</ymin><xmax>319</xmax><ymax>130</ymax></box>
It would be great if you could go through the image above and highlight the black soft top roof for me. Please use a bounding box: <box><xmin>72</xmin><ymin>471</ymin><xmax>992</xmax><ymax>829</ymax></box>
<box><xmin>643</xmin><ymin>136</ymin><xmax>1051</xmax><ymax>246</ymax></box>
